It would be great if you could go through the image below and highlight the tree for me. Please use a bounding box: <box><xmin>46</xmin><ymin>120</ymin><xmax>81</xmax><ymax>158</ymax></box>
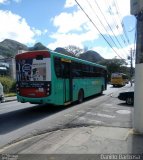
<box><xmin>99</xmin><ymin>58</ymin><xmax>128</xmax><ymax>81</ymax></box>
<box><xmin>65</xmin><ymin>45</ymin><xmax>83</xmax><ymax>57</ymax></box>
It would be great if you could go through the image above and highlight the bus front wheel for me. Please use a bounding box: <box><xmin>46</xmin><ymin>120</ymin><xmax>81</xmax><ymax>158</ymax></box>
<box><xmin>78</xmin><ymin>89</ymin><xmax>84</xmax><ymax>103</ymax></box>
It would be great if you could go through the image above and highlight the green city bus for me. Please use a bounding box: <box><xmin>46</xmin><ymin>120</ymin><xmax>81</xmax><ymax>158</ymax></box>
<box><xmin>15</xmin><ymin>50</ymin><xmax>107</xmax><ymax>105</ymax></box>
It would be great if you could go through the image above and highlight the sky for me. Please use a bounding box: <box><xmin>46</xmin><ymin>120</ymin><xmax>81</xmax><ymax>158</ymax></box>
<box><xmin>0</xmin><ymin>0</ymin><xmax>136</xmax><ymax>61</ymax></box>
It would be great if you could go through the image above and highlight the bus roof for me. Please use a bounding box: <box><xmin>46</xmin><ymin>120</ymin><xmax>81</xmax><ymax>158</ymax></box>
<box><xmin>53</xmin><ymin>50</ymin><xmax>106</xmax><ymax>69</ymax></box>
<box><xmin>15</xmin><ymin>50</ymin><xmax>50</xmax><ymax>59</ymax></box>
<box><xmin>15</xmin><ymin>49</ymin><xmax>107</xmax><ymax>70</ymax></box>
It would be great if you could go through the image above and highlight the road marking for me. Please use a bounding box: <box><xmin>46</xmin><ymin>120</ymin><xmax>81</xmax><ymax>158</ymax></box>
<box><xmin>86</xmin><ymin>112</ymin><xmax>115</xmax><ymax>118</ymax></box>
<box><xmin>116</xmin><ymin>110</ymin><xmax>131</xmax><ymax>114</ymax></box>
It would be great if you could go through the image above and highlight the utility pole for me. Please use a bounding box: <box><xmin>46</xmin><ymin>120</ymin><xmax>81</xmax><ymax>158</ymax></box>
<box><xmin>134</xmin><ymin>12</ymin><xmax>143</xmax><ymax>133</ymax></box>
<box><xmin>131</xmin><ymin>0</ymin><xmax>143</xmax><ymax>133</ymax></box>
<box><xmin>128</xmin><ymin>48</ymin><xmax>134</xmax><ymax>86</ymax></box>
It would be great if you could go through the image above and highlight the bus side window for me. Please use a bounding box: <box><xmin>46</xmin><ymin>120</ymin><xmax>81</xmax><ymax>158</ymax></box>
<box><xmin>54</xmin><ymin>57</ymin><xmax>62</xmax><ymax>78</ymax></box>
<box><xmin>72</xmin><ymin>62</ymin><xmax>82</xmax><ymax>78</ymax></box>
<box><xmin>62</xmin><ymin>62</ymin><xmax>70</xmax><ymax>78</ymax></box>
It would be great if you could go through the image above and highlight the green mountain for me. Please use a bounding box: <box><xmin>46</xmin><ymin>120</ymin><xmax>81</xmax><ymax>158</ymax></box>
<box><xmin>0</xmin><ymin>39</ymin><xmax>48</xmax><ymax>58</ymax></box>
<box><xmin>54</xmin><ymin>47</ymin><xmax>104</xmax><ymax>63</ymax></box>
<box><xmin>0</xmin><ymin>39</ymin><xmax>104</xmax><ymax>63</ymax></box>
<box><xmin>0</xmin><ymin>39</ymin><xmax>28</xmax><ymax>58</ymax></box>
<box><xmin>54</xmin><ymin>47</ymin><xmax>74</xmax><ymax>57</ymax></box>
<box><xmin>79</xmin><ymin>50</ymin><xmax>104</xmax><ymax>63</ymax></box>
<box><xmin>29</xmin><ymin>42</ymin><xmax>48</xmax><ymax>51</ymax></box>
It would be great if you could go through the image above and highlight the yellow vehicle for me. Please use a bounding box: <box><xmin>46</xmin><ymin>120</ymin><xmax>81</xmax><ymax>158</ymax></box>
<box><xmin>111</xmin><ymin>73</ymin><xmax>129</xmax><ymax>87</ymax></box>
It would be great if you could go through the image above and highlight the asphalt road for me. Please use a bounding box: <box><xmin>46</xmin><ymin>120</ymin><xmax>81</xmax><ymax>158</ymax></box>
<box><xmin>0</xmin><ymin>84</ymin><xmax>134</xmax><ymax>149</ymax></box>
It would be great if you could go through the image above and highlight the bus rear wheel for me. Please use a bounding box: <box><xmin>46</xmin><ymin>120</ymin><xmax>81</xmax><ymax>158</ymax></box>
<box><xmin>78</xmin><ymin>89</ymin><xmax>84</xmax><ymax>103</ymax></box>
<box><xmin>100</xmin><ymin>85</ymin><xmax>104</xmax><ymax>94</ymax></box>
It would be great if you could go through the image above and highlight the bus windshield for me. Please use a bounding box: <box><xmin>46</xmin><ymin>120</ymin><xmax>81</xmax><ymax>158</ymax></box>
<box><xmin>111</xmin><ymin>73</ymin><xmax>128</xmax><ymax>87</ymax></box>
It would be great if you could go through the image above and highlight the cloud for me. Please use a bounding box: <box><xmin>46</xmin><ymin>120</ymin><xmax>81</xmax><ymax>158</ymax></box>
<box><xmin>64</xmin><ymin>0</ymin><xmax>76</xmax><ymax>8</ymax></box>
<box><xmin>48</xmin><ymin>29</ymin><xmax>99</xmax><ymax>50</ymax></box>
<box><xmin>48</xmin><ymin>33</ymin><xmax>83</xmax><ymax>49</ymax></box>
<box><xmin>94</xmin><ymin>46</ymin><xmax>125</xmax><ymax>60</ymax></box>
<box><xmin>32</xmin><ymin>28</ymin><xmax>42</xmax><ymax>36</ymax></box>
<box><xmin>49</xmin><ymin>0</ymin><xmax>132</xmax><ymax>59</ymax></box>
<box><xmin>92</xmin><ymin>42</ymin><xmax>135</xmax><ymax>60</ymax></box>
<box><xmin>0</xmin><ymin>0</ymin><xmax>7</xmax><ymax>4</ymax></box>
<box><xmin>52</xmin><ymin>0</ymin><xmax>131</xmax><ymax>36</ymax></box>
<box><xmin>0</xmin><ymin>0</ymin><xmax>21</xmax><ymax>4</ymax></box>
<box><xmin>49</xmin><ymin>6</ymin><xmax>100</xmax><ymax>49</ymax></box>
<box><xmin>0</xmin><ymin>10</ymin><xmax>41</xmax><ymax>44</ymax></box>
<box><xmin>72</xmin><ymin>0</ymin><xmax>130</xmax><ymax>36</ymax></box>
<box><xmin>91</xmin><ymin>46</ymin><xmax>115</xmax><ymax>59</ymax></box>
<box><xmin>52</xmin><ymin>10</ymin><xmax>89</xmax><ymax>33</ymax></box>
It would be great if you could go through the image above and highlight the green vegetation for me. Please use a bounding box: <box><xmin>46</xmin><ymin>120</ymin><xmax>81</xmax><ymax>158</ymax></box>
<box><xmin>0</xmin><ymin>76</ymin><xmax>16</xmax><ymax>94</ymax></box>
<box><xmin>99</xmin><ymin>58</ymin><xmax>132</xmax><ymax>82</ymax></box>
<box><xmin>5</xmin><ymin>92</ymin><xmax>16</xmax><ymax>97</ymax></box>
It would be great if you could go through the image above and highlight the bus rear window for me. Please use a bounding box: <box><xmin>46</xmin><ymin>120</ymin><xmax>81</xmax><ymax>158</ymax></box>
<box><xmin>16</xmin><ymin>57</ymin><xmax>51</xmax><ymax>82</ymax></box>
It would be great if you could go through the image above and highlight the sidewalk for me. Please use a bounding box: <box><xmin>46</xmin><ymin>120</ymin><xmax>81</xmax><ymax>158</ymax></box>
<box><xmin>2</xmin><ymin>126</ymin><xmax>143</xmax><ymax>153</ymax></box>
<box><xmin>5</xmin><ymin>96</ymin><xmax>17</xmax><ymax>102</ymax></box>
<box><xmin>1</xmin><ymin>126</ymin><xmax>143</xmax><ymax>159</ymax></box>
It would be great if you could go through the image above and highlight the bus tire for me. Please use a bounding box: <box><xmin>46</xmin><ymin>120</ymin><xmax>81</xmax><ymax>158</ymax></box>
<box><xmin>100</xmin><ymin>85</ymin><xmax>104</xmax><ymax>94</ymax></box>
<box><xmin>78</xmin><ymin>89</ymin><xmax>84</xmax><ymax>103</ymax></box>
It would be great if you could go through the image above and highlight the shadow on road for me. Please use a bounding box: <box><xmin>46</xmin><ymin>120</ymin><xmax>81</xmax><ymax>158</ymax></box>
<box><xmin>0</xmin><ymin>104</ymin><xmax>68</xmax><ymax>134</ymax></box>
<box><xmin>118</xmin><ymin>102</ymin><xmax>134</xmax><ymax>107</ymax></box>
<box><xmin>0</xmin><ymin>93</ymin><xmax>104</xmax><ymax>135</ymax></box>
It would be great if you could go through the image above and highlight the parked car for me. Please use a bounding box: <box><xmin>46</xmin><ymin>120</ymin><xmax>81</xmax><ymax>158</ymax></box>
<box><xmin>0</xmin><ymin>82</ymin><xmax>5</xmax><ymax>103</ymax></box>
<box><xmin>118</xmin><ymin>91</ymin><xmax>134</xmax><ymax>105</ymax></box>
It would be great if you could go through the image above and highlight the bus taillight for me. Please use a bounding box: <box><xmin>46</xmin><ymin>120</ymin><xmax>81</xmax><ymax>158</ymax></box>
<box><xmin>16</xmin><ymin>84</ymin><xmax>20</xmax><ymax>94</ymax></box>
<box><xmin>46</xmin><ymin>88</ymin><xmax>50</xmax><ymax>95</ymax></box>
<box><xmin>46</xmin><ymin>83</ymin><xmax>51</xmax><ymax>95</ymax></box>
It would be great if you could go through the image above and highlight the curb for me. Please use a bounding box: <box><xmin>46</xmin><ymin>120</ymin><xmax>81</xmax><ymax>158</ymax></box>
<box><xmin>5</xmin><ymin>96</ymin><xmax>17</xmax><ymax>102</ymax></box>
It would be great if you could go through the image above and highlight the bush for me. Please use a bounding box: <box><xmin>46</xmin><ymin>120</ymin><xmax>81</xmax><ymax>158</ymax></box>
<box><xmin>0</xmin><ymin>76</ymin><xmax>16</xmax><ymax>93</ymax></box>
<box><xmin>10</xmin><ymin>80</ymin><xmax>16</xmax><ymax>92</ymax></box>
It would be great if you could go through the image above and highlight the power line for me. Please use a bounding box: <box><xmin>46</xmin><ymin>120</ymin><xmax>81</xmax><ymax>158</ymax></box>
<box><xmin>92</xmin><ymin>0</ymin><xmax>128</xmax><ymax>57</ymax></box>
<box><xmin>112</xmin><ymin>0</ymin><xmax>136</xmax><ymax>63</ymax></box>
<box><xmin>107</xmin><ymin>3</ymin><xmax>128</xmax><ymax>46</ymax></box>
<box><xmin>105</xmin><ymin>0</ymin><xmax>129</xmax><ymax>47</ymax></box>
<box><xmin>113</xmin><ymin>0</ymin><xmax>130</xmax><ymax>44</ymax></box>
<box><xmin>87</xmin><ymin>1</ymin><xmax>121</xmax><ymax>50</ymax></box>
<box><xmin>75</xmin><ymin>0</ymin><xmax>125</xmax><ymax>59</ymax></box>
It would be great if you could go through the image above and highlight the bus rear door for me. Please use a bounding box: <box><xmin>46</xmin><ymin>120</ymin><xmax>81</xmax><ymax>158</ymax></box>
<box><xmin>62</xmin><ymin>60</ymin><xmax>72</xmax><ymax>104</ymax></box>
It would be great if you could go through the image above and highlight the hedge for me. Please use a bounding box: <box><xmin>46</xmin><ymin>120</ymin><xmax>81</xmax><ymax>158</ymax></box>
<box><xmin>0</xmin><ymin>76</ymin><xmax>16</xmax><ymax>93</ymax></box>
